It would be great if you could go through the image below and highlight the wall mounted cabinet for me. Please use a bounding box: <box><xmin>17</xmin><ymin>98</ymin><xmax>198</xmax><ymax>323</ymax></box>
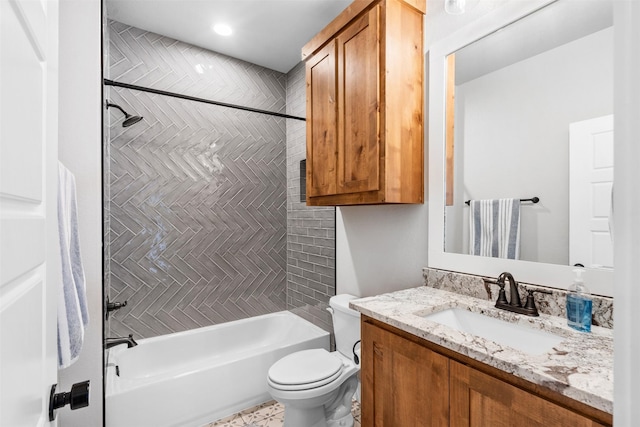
<box><xmin>362</xmin><ymin>317</ymin><xmax>612</xmax><ymax>427</ymax></box>
<box><xmin>303</xmin><ymin>0</ymin><xmax>425</xmax><ymax>206</ymax></box>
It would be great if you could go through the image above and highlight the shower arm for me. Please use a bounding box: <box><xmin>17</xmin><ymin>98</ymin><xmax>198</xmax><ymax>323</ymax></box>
<box><xmin>106</xmin><ymin>102</ymin><xmax>130</xmax><ymax>118</ymax></box>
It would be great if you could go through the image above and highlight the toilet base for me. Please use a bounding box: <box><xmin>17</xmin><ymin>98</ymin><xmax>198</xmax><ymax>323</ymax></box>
<box><xmin>282</xmin><ymin>408</ymin><xmax>354</xmax><ymax>427</ymax></box>
<box><xmin>327</xmin><ymin>411</ymin><xmax>354</xmax><ymax>427</ymax></box>
<box><xmin>280</xmin><ymin>374</ymin><xmax>358</xmax><ymax>427</ymax></box>
<box><xmin>282</xmin><ymin>406</ymin><xmax>332</xmax><ymax>427</ymax></box>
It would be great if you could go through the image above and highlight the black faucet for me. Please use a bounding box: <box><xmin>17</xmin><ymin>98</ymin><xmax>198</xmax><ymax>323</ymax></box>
<box><xmin>499</xmin><ymin>272</ymin><xmax>521</xmax><ymax>306</ymax></box>
<box><xmin>105</xmin><ymin>334</ymin><xmax>138</xmax><ymax>349</ymax></box>
<box><xmin>494</xmin><ymin>272</ymin><xmax>543</xmax><ymax>317</ymax></box>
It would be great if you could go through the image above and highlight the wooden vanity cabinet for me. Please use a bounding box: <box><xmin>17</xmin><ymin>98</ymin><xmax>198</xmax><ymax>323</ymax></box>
<box><xmin>362</xmin><ymin>318</ymin><xmax>449</xmax><ymax>426</ymax></box>
<box><xmin>303</xmin><ymin>0</ymin><xmax>425</xmax><ymax>206</ymax></box>
<box><xmin>450</xmin><ymin>361</ymin><xmax>607</xmax><ymax>427</ymax></box>
<box><xmin>361</xmin><ymin>317</ymin><xmax>612</xmax><ymax>427</ymax></box>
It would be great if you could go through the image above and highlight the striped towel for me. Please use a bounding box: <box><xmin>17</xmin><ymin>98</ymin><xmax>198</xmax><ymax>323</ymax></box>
<box><xmin>469</xmin><ymin>199</ymin><xmax>521</xmax><ymax>259</ymax></box>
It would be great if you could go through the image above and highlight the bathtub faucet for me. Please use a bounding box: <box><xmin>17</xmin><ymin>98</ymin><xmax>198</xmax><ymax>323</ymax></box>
<box><xmin>105</xmin><ymin>334</ymin><xmax>138</xmax><ymax>349</ymax></box>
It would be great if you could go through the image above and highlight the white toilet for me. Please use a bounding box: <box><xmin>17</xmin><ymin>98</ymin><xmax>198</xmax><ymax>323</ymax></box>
<box><xmin>267</xmin><ymin>294</ymin><xmax>361</xmax><ymax>427</ymax></box>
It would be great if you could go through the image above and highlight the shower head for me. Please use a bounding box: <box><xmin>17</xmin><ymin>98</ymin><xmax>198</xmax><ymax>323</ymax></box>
<box><xmin>106</xmin><ymin>101</ymin><xmax>143</xmax><ymax>127</ymax></box>
<box><xmin>122</xmin><ymin>115</ymin><xmax>143</xmax><ymax>127</ymax></box>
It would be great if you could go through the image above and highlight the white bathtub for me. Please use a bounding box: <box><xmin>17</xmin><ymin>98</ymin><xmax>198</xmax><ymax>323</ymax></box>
<box><xmin>105</xmin><ymin>311</ymin><xmax>330</xmax><ymax>427</ymax></box>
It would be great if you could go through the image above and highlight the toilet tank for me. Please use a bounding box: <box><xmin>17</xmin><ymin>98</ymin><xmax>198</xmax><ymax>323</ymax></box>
<box><xmin>329</xmin><ymin>294</ymin><xmax>361</xmax><ymax>358</ymax></box>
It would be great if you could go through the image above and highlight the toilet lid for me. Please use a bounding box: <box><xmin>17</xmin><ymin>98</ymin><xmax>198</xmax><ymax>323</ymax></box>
<box><xmin>268</xmin><ymin>349</ymin><xmax>343</xmax><ymax>389</ymax></box>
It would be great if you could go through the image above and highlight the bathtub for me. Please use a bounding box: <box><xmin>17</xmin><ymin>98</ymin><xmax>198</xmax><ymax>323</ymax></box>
<box><xmin>105</xmin><ymin>311</ymin><xmax>329</xmax><ymax>427</ymax></box>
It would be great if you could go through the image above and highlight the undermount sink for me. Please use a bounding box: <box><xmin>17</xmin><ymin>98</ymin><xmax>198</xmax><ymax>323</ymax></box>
<box><xmin>422</xmin><ymin>308</ymin><xmax>565</xmax><ymax>355</ymax></box>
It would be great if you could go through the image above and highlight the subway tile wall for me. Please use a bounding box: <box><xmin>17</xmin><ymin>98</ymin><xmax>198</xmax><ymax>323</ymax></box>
<box><xmin>105</xmin><ymin>21</ymin><xmax>288</xmax><ymax>338</ymax></box>
<box><xmin>285</xmin><ymin>62</ymin><xmax>336</xmax><ymax>335</ymax></box>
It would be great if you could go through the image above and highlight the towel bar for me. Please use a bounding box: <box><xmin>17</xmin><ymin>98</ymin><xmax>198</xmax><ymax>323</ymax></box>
<box><xmin>465</xmin><ymin>197</ymin><xmax>539</xmax><ymax>206</ymax></box>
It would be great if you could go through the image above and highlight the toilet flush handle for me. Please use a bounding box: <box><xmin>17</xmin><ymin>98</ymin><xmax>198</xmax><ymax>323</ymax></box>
<box><xmin>326</xmin><ymin>307</ymin><xmax>334</xmax><ymax>315</ymax></box>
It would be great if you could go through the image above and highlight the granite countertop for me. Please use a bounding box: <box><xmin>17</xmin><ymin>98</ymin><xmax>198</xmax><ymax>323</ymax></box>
<box><xmin>350</xmin><ymin>286</ymin><xmax>613</xmax><ymax>415</ymax></box>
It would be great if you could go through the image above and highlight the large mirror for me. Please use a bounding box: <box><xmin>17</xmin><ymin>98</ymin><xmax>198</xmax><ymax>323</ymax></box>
<box><xmin>428</xmin><ymin>0</ymin><xmax>614</xmax><ymax>296</ymax></box>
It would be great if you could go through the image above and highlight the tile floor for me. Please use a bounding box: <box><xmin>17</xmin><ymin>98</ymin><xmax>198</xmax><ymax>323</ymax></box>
<box><xmin>205</xmin><ymin>400</ymin><xmax>361</xmax><ymax>427</ymax></box>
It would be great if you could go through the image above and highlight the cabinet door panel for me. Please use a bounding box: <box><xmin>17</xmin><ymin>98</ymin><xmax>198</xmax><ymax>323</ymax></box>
<box><xmin>306</xmin><ymin>41</ymin><xmax>337</xmax><ymax>197</ymax></box>
<box><xmin>337</xmin><ymin>7</ymin><xmax>380</xmax><ymax>195</ymax></box>
<box><xmin>383</xmin><ymin>0</ymin><xmax>424</xmax><ymax>202</ymax></box>
<box><xmin>362</xmin><ymin>321</ymin><xmax>449</xmax><ymax>427</ymax></box>
<box><xmin>450</xmin><ymin>361</ymin><xmax>606</xmax><ymax>427</ymax></box>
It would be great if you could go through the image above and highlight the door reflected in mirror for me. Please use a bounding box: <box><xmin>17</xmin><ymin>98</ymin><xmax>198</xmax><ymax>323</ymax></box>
<box><xmin>443</xmin><ymin>0</ymin><xmax>613</xmax><ymax>269</ymax></box>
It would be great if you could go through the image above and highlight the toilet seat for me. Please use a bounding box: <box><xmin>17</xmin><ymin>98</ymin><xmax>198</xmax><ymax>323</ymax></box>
<box><xmin>268</xmin><ymin>349</ymin><xmax>344</xmax><ymax>391</ymax></box>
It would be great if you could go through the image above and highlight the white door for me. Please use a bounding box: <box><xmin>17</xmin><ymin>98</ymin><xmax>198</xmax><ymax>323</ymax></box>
<box><xmin>0</xmin><ymin>0</ymin><xmax>60</xmax><ymax>426</ymax></box>
<box><xmin>569</xmin><ymin>115</ymin><xmax>614</xmax><ymax>269</ymax></box>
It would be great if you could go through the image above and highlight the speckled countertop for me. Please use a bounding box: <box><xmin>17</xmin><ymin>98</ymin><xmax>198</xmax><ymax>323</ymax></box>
<box><xmin>350</xmin><ymin>286</ymin><xmax>613</xmax><ymax>415</ymax></box>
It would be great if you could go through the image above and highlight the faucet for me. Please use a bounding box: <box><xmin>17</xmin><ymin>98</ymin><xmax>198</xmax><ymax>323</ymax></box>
<box><xmin>105</xmin><ymin>334</ymin><xmax>138</xmax><ymax>349</ymax></box>
<box><xmin>493</xmin><ymin>272</ymin><xmax>547</xmax><ymax>317</ymax></box>
<box><xmin>498</xmin><ymin>272</ymin><xmax>521</xmax><ymax>307</ymax></box>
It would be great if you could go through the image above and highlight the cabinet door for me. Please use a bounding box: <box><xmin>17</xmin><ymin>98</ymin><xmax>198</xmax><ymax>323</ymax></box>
<box><xmin>450</xmin><ymin>360</ymin><xmax>607</xmax><ymax>427</ymax></box>
<box><xmin>336</xmin><ymin>6</ymin><xmax>380</xmax><ymax>195</ymax></box>
<box><xmin>362</xmin><ymin>321</ymin><xmax>449</xmax><ymax>427</ymax></box>
<box><xmin>306</xmin><ymin>40</ymin><xmax>338</xmax><ymax>197</ymax></box>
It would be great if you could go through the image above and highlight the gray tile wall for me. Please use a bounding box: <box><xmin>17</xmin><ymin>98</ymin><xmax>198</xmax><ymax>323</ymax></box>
<box><xmin>108</xmin><ymin>20</ymin><xmax>286</xmax><ymax>112</ymax></box>
<box><xmin>285</xmin><ymin>62</ymin><xmax>336</xmax><ymax>334</ymax></box>
<box><xmin>105</xmin><ymin>21</ymin><xmax>287</xmax><ymax>339</ymax></box>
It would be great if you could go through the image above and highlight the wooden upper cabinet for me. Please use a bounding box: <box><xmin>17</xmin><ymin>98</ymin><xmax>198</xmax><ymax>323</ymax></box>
<box><xmin>304</xmin><ymin>0</ymin><xmax>425</xmax><ymax>206</ymax></box>
<box><xmin>306</xmin><ymin>41</ymin><xmax>338</xmax><ymax>197</ymax></box>
<box><xmin>337</xmin><ymin>8</ymin><xmax>380</xmax><ymax>196</ymax></box>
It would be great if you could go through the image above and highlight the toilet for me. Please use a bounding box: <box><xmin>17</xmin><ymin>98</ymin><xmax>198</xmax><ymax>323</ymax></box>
<box><xmin>267</xmin><ymin>294</ymin><xmax>361</xmax><ymax>427</ymax></box>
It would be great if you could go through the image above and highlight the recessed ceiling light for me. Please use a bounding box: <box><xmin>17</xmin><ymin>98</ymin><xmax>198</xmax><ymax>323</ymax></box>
<box><xmin>213</xmin><ymin>23</ymin><xmax>232</xmax><ymax>36</ymax></box>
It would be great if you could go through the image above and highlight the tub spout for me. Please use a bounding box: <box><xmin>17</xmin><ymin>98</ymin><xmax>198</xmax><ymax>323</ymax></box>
<box><xmin>105</xmin><ymin>334</ymin><xmax>137</xmax><ymax>350</ymax></box>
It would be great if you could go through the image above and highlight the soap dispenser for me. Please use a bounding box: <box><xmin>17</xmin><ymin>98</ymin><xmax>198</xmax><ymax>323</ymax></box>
<box><xmin>566</xmin><ymin>268</ymin><xmax>592</xmax><ymax>332</ymax></box>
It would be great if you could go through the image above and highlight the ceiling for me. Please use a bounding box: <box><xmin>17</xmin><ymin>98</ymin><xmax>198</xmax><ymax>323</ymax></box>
<box><xmin>455</xmin><ymin>0</ymin><xmax>613</xmax><ymax>84</ymax></box>
<box><xmin>106</xmin><ymin>0</ymin><xmax>352</xmax><ymax>74</ymax></box>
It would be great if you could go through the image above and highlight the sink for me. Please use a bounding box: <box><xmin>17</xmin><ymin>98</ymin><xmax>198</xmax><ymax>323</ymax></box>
<box><xmin>422</xmin><ymin>308</ymin><xmax>565</xmax><ymax>355</ymax></box>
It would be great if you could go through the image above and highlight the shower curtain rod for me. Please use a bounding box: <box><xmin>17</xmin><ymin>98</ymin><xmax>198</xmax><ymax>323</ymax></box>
<box><xmin>104</xmin><ymin>79</ymin><xmax>306</xmax><ymax>121</ymax></box>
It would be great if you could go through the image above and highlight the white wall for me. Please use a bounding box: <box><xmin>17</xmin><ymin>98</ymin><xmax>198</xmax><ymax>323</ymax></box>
<box><xmin>57</xmin><ymin>1</ymin><xmax>103</xmax><ymax>425</ymax></box>
<box><xmin>337</xmin><ymin>205</ymin><xmax>428</xmax><ymax>297</ymax></box>
<box><xmin>614</xmin><ymin>0</ymin><xmax>640</xmax><ymax>423</ymax></box>
<box><xmin>450</xmin><ymin>27</ymin><xmax>613</xmax><ymax>264</ymax></box>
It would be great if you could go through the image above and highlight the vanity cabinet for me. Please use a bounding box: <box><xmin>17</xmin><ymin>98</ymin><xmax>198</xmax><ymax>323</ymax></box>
<box><xmin>303</xmin><ymin>0</ymin><xmax>425</xmax><ymax>206</ymax></box>
<box><xmin>450</xmin><ymin>361</ymin><xmax>607</xmax><ymax>427</ymax></box>
<box><xmin>362</xmin><ymin>317</ymin><xmax>449</xmax><ymax>426</ymax></box>
<box><xmin>361</xmin><ymin>317</ymin><xmax>612</xmax><ymax>427</ymax></box>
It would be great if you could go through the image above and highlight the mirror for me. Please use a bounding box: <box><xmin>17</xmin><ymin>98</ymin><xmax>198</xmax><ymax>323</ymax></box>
<box><xmin>428</xmin><ymin>0</ymin><xmax>614</xmax><ymax>296</ymax></box>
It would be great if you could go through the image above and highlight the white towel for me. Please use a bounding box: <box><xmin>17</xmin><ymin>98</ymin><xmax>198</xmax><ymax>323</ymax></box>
<box><xmin>57</xmin><ymin>162</ymin><xmax>89</xmax><ymax>368</ymax></box>
<box><xmin>469</xmin><ymin>198</ymin><xmax>521</xmax><ymax>259</ymax></box>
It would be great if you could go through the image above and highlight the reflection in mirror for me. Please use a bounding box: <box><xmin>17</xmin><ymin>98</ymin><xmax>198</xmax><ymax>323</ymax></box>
<box><xmin>443</xmin><ymin>0</ymin><xmax>613</xmax><ymax>269</ymax></box>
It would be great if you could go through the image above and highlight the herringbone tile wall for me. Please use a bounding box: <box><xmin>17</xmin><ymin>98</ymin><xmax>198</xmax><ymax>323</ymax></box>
<box><xmin>105</xmin><ymin>21</ymin><xmax>288</xmax><ymax>339</ymax></box>
<box><xmin>285</xmin><ymin>62</ymin><xmax>336</xmax><ymax>336</ymax></box>
<box><xmin>107</xmin><ymin>20</ymin><xmax>286</xmax><ymax>113</ymax></box>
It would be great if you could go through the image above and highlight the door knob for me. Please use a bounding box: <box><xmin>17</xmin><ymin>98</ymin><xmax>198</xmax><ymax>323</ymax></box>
<box><xmin>49</xmin><ymin>380</ymin><xmax>90</xmax><ymax>421</ymax></box>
